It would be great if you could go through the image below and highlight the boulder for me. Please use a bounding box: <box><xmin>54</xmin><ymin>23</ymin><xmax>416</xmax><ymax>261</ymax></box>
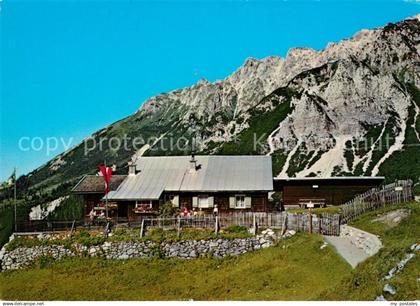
<box><xmin>320</xmin><ymin>242</ymin><xmax>328</xmax><ymax>250</ymax></box>
<box><xmin>88</xmin><ymin>247</ymin><xmax>97</xmax><ymax>255</ymax></box>
<box><xmin>375</xmin><ymin>295</ymin><xmax>387</xmax><ymax>301</ymax></box>
<box><xmin>383</xmin><ymin>284</ymin><xmax>396</xmax><ymax>295</ymax></box>
<box><xmin>118</xmin><ymin>254</ymin><xmax>129</xmax><ymax>260</ymax></box>
<box><xmin>410</xmin><ymin>243</ymin><xmax>420</xmax><ymax>251</ymax></box>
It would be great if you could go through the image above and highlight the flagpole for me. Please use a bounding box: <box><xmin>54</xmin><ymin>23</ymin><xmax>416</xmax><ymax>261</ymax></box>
<box><xmin>14</xmin><ymin>167</ymin><xmax>17</xmax><ymax>232</ymax></box>
<box><xmin>105</xmin><ymin>160</ymin><xmax>108</xmax><ymax>220</ymax></box>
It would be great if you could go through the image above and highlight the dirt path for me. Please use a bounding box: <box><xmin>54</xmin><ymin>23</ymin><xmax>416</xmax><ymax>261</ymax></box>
<box><xmin>324</xmin><ymin>225</ymin><xmax>382</xmax><ymax>268</ymax></box>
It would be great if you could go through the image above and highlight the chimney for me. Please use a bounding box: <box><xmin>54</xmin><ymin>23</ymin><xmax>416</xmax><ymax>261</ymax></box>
<box><xmin>128</xmin><ymin>161</ymin><xmax>137</xmax><ymax>175</ymax></box>
<box><xmin>189</xmin><ymin>154</ymin><xmax>197</xmax><ymax>173</ymax></box>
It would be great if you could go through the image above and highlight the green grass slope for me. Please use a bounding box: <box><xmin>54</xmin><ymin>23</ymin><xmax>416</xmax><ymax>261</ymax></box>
<box><xmin>0</xmin><ymin>234</ymin><xmax>350</xmax><ymax>301</ymax></box>
<box><xmin>1</xmin><ymin>203</ymin><xmax>418</xmax><ymax>300</ymax></box>
<box><xmin>320</xmin><ymin>202</ymin><xmax>420</xmax><ymax>300</ymax></box>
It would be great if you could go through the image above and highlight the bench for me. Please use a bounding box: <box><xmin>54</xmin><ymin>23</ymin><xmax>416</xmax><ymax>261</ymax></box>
<box><xmin>298</xmin><ymin>198</ymin><xmax>326</xmax><ymax>208</ymax></box>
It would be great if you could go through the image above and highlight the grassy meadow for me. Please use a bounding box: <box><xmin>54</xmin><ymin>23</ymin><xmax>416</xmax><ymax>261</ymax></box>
<box><xmin>0</xmin><ymin>202</ymin><xmax>418</xmax><ymax>301</ymax></box>
<box><xmin>0</xmin><ymin>234</ymin><xmax>350</xmax><ymax>301</ymax></box>
<box><xmin>320</xmin><ymin>202</ymin><xmax>420</xmax><ymax>300</ymax></box>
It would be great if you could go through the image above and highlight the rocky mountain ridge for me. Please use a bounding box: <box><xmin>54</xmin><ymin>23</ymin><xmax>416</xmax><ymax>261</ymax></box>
<box><xmin>12</xmin><ymin>14</ymin><xmax>420</xmax><ymax>199</ymax></box>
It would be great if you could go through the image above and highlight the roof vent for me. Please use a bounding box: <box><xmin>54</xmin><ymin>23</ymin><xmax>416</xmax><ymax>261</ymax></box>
<box><xmin>189</xmin><ymin>154</ymin><xmax>198</xmax><ymax>173</ymax></box>
<box><xmin>128</xmin><ymin>162</ymin><xmax>137</xmax><ymax>176</ymax></box>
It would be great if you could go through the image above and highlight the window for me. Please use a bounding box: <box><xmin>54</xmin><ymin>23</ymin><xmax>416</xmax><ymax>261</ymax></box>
<box><xmin>198</xmin><ymin>195</ymin><xmax>209</xmax><ymax>208</ymax></box>
<box><xmin>167</xmin><ymin>195</ymin><xmax>179</xmax><ymax>207</ymax></box>
<box><xmin>136</xmin><ymin>200</ymin><xmax>152</xmax><ymax>209</ymax></box>
<box><xmin>235</xmin><ymin>195</ymin><xmax>245</xmax><ymax>208</ymax></box>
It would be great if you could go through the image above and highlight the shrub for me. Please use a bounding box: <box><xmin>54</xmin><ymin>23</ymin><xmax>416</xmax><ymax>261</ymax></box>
<box><xmin>145</xmin><ymin>228</ymin><xmax>177</xmax><ymax>242</ymax></box>
<box><xmin>149</xmin><ymin>244</ymin><xmax>163</xmax><ymax>258</ymax></box>
<box><xmin>78</xmin><ymin>230</ymin><xmax>90</xmax><ymax>238</ymax></box>
<box><xmin>5</xmin><ymin>231</ymin><xmax>108</xmax><ymax>251</ymax></box>
<box><xmin>158</xmin><ymin>201</ymin><xmax>179</xmax><ymax>218</ymax></box>
<box><xmin>35</xmin><ymin>255</ymin><xmax>56</xmax><ymax>269</ymax></box>
<box><xmin>47</xmin><ymin>195</ymin><xmax>84</xmax><ymax>221</ymax></box>
<box><xmin>224</xmin><ymin>225</ymin><xmax>248</xmax><ymax>234</ymax></box>
<box><xmin>73</xmin><ymin>230</ymin><xmax>106</xmax><ymax>247</ymax></box>
<box><xmin>109</xmin><ymin>228</ymin><xmax>141</xmax><ymax>242</ymax></box>
<box><xmin>144</xmin><ymin>227</ymin><xmax>251</xmax><ymax>242</ymax></box>
<box><xmin>5</xmin><ymin>236</ymin><xmax>40</xmax><ymax>251</ymax></box>
<box><xmin>412</xmin><ymin>183</ymin><xmax>420</xmax><ymax>196</ymax></box>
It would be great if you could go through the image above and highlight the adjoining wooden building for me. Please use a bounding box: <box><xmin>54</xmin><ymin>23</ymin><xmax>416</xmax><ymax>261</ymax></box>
<box><xmin>274</xmin><ymin>176</ymin><xmax>385</xmax><ymax>208</ymax></box>
<box><xmin>72</xmin><ymin>155</ymin><xmax>387</xmax><ymax>219</ymax></box>
<box><xmin>72</xmin><ymin>175</ymin><xmax>127</xmax><ymax>219</ymax></box>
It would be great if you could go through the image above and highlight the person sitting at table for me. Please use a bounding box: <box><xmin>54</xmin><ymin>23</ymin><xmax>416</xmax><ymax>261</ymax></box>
<box><xmin>181</xmin><ymin>206</ymin><xmax>189</xmax><ymax>217</ymax></box>
<box><xmin>89</xmin><ymin>209</ymin><xmax>96</xmax><ymax>224</ymax></box>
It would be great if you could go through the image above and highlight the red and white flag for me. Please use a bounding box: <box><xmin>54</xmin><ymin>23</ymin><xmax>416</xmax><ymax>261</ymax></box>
<box><xmin>99</xmin><ymin>165</ymin><xmax>113</xmax><ymax>194</ymax></box>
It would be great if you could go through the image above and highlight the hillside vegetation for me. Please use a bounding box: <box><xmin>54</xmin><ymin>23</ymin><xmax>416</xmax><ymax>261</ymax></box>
<box><xmin>0</xmin><ymin>234</ymin><xmax>350</xmax><ymax>301</ymax></box>
<box><xmin>321</xmin><ymin>202</ymin><xmax>419</xmax><ymax>300</ymax></box>
<box><xmin>1</xmin><ymin>202</ymin><xmax>418</xmax><ymax>300</ymax></box>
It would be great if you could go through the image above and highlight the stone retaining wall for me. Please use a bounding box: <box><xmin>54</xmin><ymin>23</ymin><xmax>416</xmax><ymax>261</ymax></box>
<box><xmin>0</xmin><ymin>232</ymin><xmax>280</xmax><ymax>270</ymax></box>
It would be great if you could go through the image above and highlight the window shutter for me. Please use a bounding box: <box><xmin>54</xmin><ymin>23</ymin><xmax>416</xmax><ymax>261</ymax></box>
<box><xmin>208</xmin><ymin>196</ymin><xmax>214</xmax><ymax>208</ymax></box>
<box><xmin>245</xmin><ymin>197</ymin><xmax>252</xmax><ymax>208</ymax></box>
<box><xmin>172</xmin><ymin>195</ymin><xmax>179</xmax><ymax>207</ymax></box>
<box><xmin>192</xmin><ymin>196</ymin><xmax>198</xmax><ymax>208</ymax></box>
<box><xmin>229</xmin><ymin>197</ymin><xmax>235</xmax><ymax>209</ymax></box>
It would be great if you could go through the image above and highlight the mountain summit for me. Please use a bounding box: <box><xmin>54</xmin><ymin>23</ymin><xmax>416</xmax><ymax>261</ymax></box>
<box><xmin>17</xmin><ymin>15</ymin><xmax>420</xmax><ymax>197</ymax></box>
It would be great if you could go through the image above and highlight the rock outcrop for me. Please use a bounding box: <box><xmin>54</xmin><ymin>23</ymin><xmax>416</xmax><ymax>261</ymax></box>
<box><xmin>19</xmin><ymin>15</ymin><xmax>420</xmax><ymax>196</ymax></box>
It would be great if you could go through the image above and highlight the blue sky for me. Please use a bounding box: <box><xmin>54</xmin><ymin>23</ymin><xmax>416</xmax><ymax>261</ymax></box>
<box><xmin>0</xmin><ymin>0</ymin><xmax>419</xmax><ymax>181</ymax></box>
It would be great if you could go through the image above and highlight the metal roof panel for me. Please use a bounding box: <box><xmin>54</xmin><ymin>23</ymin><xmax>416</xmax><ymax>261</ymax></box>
<box><xmin>107</xmin><ymin>155</ymin><xmax>273</xmax><ymax>200</ymax></box>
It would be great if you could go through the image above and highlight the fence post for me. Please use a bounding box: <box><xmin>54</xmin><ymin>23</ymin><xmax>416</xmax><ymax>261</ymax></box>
<box><xmin>177</xmin><ymin>216</ymin><xmax>181</xmax><ymax>238</ymax></box>
<box><xmin>252</xmin><ymin>213</ymin><xmax>257</xmax><ymax>235</ymax></box>
<box><xmin>281</xmin><ymin>213</ymin><xmax>287</xmax><ymax>236</ymax></box>
<box><xmin>103</xmin><ymin>222</ymin><xmax>109</xmax><ymax>238</ymax></box>
<box><xmin>318</xmin><ymin>215</ymin><xmax>322</xmax><ymax>234</ymax></box>
<box><xmin>70</xmin><ymin>220</ymin><xmax>76</xmax><ymax>237</ymax></box>
<box><xmin>140</xmin><ymin>219</ymin><xmax>145</xmax><ymax>238</ymax></box>
<box><xmin>215</xmin><ymin>216</ymin><xmax>219</xmax><ymax>235</ymax></box>
<box><xmin>337</xmin><ymin>215</ymin><xmax>340</xmax><ymax>236</ymax></box>
<box><xmin>308</xmin><ymin>212</ymin><xmax>312</xmax><ymax>234</ymax></box>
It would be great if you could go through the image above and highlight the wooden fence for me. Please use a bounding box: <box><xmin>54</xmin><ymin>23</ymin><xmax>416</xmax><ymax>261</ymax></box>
<box><xmin>339</xmin><ymin>179</ymin><xmax>413</xmax><ymax>224</ymax></box>
<box><xmin>15</xmin><ymin>220</ymin><xmax>88</xmax><ymax>233</ymax></box>
<box><xmin>141</xmin><ymin>211</ymin><xmax>341</xmax><ymax>236</ymax></box>
<box><xmin>11</xmin><ymin>211</ymin><xmax>341</xmax><ymax>236</ymax></box>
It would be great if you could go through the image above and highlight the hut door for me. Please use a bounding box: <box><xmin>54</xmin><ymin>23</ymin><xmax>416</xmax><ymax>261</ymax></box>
<box><xmin>118</xmin><ymin>204</ymin><xmax>128</xmax><ymax>218</ymax></box>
